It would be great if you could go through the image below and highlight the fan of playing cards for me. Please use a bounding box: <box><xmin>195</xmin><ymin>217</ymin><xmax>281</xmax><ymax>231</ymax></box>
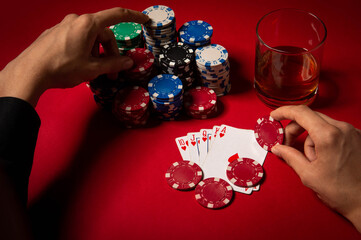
<box><xmin>165</xmin><ymin>116</ymin><xmax>284</xmax><ymax>209</ymax></box>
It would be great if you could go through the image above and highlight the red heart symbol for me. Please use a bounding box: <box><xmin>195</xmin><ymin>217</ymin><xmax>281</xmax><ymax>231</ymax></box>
<box><xmin>186</xmin><ymin>141</ymin><xmax>188</xmax><ymax>146</ymax></box>
<box><xmin>181</xmin><ymin>146</ymin><xmax>187</xmax><ymax>151</ymax></box>
<box><xmin>220</xmin><ymin>133</ymin><xmax>224</xmax><ymax>138</ymax></box>
<box><xmin>228</xmin><ymin>153</ymin><xmax>239</xmax><ymax>162</ymax></box>
<box><xmin>209</xmin><ymin>136</ymin><xmax>211</xmax><ymax>140</ymax></box>
<box><xmin>202</xmin><ymin>137</ymin><xmax>207</xmax><ymax>142</ymax></box>
<box><xmin>191</xmin><ymin>141</ymin><xmax>196</xmax><ymax>146</ymax></box>
<box><xmin>197</xmin><ymin>140</ymin><xmax>200</xmax><ymax>144</ymax></box>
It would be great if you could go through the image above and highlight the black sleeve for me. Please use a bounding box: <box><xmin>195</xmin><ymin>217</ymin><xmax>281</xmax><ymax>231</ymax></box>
<box><xmin>0</xmin><ymin>97</ymin><xmax>41</xmax><ymax>206</ymax></box>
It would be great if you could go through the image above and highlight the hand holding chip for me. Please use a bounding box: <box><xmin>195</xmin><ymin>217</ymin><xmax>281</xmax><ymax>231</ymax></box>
<box><xmin>0</xmin><ymin>8</ymin><xmax>149</xmax><ymax>107</ymax></box>
<box><xmin>271</xmin><ymin>105</ymin><xmax>361</xmax><ymax>233</ymax></box>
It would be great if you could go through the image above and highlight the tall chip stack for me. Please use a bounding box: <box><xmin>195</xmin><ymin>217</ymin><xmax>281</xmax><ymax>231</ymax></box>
<box><xmin>158</xmin><ymin>42</ymin><xmax>196</xmax><ymax>88</ymax></box>
<box><xmin>148</xmin><ymin>74</ymin><xmax>183</xmax><ymax>120</ymax></box>
<box><xmin>110</xmin><ymin>22</ymin><xmax>143</xmax><ymax>55</ymax></box>
<box><xmin>142</xmin><ymin>5</ymin><xmax>177</xmax><ymax>58</ymax></box>
<box><xmin>195</xmin><ymin>44</ymin><xmax>231</xmax><ymax>96</ymax></box>
<box><xmin>87</xmin><ymin>75</ymin><xmax>124</xmax><ymax>109</ymax></box>
<box><xmin>178</xmin><ymin>20</ymin><xmax>213</xmax><ymax>49</ymax></box>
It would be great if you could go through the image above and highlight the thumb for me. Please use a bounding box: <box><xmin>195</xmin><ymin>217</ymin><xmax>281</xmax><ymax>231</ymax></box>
<box><xmin>92</xmin><ymin>55</ymin><xmax>134</xmax><ymax>75</ymax></box>
<box><xmin>272</xmin><ymin>144</ymin><xmax>310</xmax><ymax>178</ymax></box>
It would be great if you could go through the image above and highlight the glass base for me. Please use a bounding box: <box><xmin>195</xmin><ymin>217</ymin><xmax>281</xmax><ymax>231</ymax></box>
<box><xmin>254</xmin><ymin>83</ymin><xmax>318</xmax><ymax>109</ymax></box>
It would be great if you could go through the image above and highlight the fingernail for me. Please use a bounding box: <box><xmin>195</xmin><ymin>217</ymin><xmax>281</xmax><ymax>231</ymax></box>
<box><xmin>123</xmin><ymin>58</ymin><xmax>134</xmax><ymax>69</ymax></box>
<box><xmin>271</xmin><ymin>144</ymin><xmax>280</xmax><ymax>156</ymax></box>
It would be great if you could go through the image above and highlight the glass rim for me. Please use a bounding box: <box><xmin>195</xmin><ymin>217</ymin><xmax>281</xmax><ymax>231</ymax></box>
<box><xmin>256</xmin><ymin>8</ymin><xmax>327</xmax><ymax>55</ymax></box>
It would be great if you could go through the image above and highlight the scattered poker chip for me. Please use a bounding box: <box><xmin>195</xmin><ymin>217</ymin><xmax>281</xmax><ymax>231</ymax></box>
<box><xmin>195</xmin><ymin>177</ymin><xmax>233</xmax><ymax>209</ymax></box>
<box><xmin>112</xmin><ymin>86</ymin><xmax>150</xmax><ymax>127</ymax></box>
<box><xmin>254</xmin><ymin>116</ymin><xmax>284</xmax><ymax>151</ymax></box>
<box><xmin>142</xmin><ymin>5</ymin><xmax>177</xmax><ymax>58</ymax></box>
<box><xmin>179</xmin><ymin>20</ymin><xmax>213</xmax><ymax>48</ymax></box>
<box><xmin>165</xmin><ymin>161</ymin><xmax>203</xmax><ymax>190</ymax></box>
<box><xmin>195</xmin><ymin>44</ymin><xmax>231</xmax><ymax>96</ymax></box>
<box><xmin>226</xmin><ymin>158</ymin><xmax>264</xmax><ymax>187</ymax></box>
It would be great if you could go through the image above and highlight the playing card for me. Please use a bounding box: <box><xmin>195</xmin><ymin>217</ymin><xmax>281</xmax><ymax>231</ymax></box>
<box><xmin>175</xmin><ymin>136</ymin><xmax>190</xmax><ymax>160</ymax></box>
<box><xmin>187</xmin><ymin>132</ymin><xmax>201</xmax><ymax>165</ymax></box>
<box><xmin>202</xmin><ymin>125</ymin><xmax>268</xmax><ymax>194</ymax></box>
<box><xmin>199</xmin><ymin>129</ymin><xmax>212</xmax><ymax>165</ymax></box>
<box><xmin>209</xmin><ymin>125</ymin><xmax>220</xmax><ymax>151</ymax></box>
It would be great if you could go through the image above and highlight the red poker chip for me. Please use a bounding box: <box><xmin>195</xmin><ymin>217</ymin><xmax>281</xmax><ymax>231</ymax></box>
<box><xmin>254</xmin><ymin>116</ymin><xmax>284</xmax><ymax>151</ymax></box>
<box><xmin>113</xmin><ymin>86</ymin><xmax>150</xmax><ymax>112</ymax></box>
<box><xmin>125</xmin><ymin>48</ymin><xmax>155</xmax><ymax>73</ymax></box>
<box><xmin>226</xmin><ymin>158</ymin><xmax>264</xmax><ymax>187</ymax></box>
<box><xmin>195</xmin><ymin>177</ymin><xmax>233</xmax><ymax>209</ymax></box>
<box><xmin>165</xmin><ymin>161</ymin><xmax>203</xmax><ymax>190</ymax></box>
<box><xmin>184</xmin><ymin>86</ymin><xmax>217</xmax><ymax>112</ymax></box>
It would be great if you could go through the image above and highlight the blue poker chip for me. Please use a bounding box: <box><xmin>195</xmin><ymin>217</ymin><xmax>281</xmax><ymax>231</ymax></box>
<box><xmin>148</xmin><ymin>74</ymin><xmax>183</xmax><ymax>101</ymax></box>
<box><xmin>179</xmin><ymin>20</ymin><xmax>213</xmax><ymax>43</ymax></box>
<box><xmin>142</xmin><ymin>5</ymin><xmax>175</xmax><ymax>29</ymax></box>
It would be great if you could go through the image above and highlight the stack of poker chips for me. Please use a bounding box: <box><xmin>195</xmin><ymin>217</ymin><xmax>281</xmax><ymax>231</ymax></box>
<box><xmin>142</xmin><ymin>5</ymin><xmax>177</xmax><ymax>58</ymax></box>
<box><xmin>87</xmin><ymin>75</ymin><xmax>124</xmax><ymax>109</ymax></box>
<box><xmin>123</xmin><ymin>48</ymin><xmax>156</xmax><ymax>86</ymax></box>
<box><xmin>148</xmin><ymin>74</ymin><xmax>183</xmax><ymax>120</ymax></box>
<box><xmin>110</xmin><ymin>22</ymin><xmax>143</xmax><ymax>54</ymax></box>
<box><xmin>112</xmin><ymin>86</ymin><xmax>150</xmax><ymax>128</ymax></box>
<box><xmin>178</xmin><ymin>20</ymin><xmax>213</xmax><ymax>49</ymax></box>
<box><xmin>184</xmin><ymin>86</ymin><xmax>218</xmax><ymax>119</ymax></box>
<box><xmin>195</xmin><ymin>44</ymin><xmax>231</xmax><ymax>96</ymax></box>
<box><xmin>158</xmin><ymin>42</ymin><xmax>196</xmax><ymax>88</ymax></box>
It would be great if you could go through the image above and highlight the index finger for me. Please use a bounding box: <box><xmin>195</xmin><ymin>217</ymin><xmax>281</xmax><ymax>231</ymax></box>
<box><xmin>93</xmin><ymin>7</ymin><xmax>149</xmax><ymax>28</ymax></box>
<box><xmin>270</xmin><ymin>105</ymin><xmax>331</xmax><ymax>139</ymax></box>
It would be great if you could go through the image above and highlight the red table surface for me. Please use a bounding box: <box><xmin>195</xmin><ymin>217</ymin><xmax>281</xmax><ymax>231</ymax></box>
<box><xmin>1</xmin><ymin>0</ymin><xmax>361</xmax><ymax>239</ymax></box>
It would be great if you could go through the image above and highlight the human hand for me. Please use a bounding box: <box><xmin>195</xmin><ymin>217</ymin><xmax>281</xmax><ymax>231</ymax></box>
<box><xmin>271</xmin><ymin>105</ymin><xmax>361</xmax><ymax>232</ymax></box>
<box><xmin>0</xmin><ymin>8</ymin><xmax>149</xmax><ymax>106</ymax></box>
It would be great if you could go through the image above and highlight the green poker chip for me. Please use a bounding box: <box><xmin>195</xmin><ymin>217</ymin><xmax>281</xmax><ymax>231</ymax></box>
<box><xmin>111</xmin><ymin>22</ymin><xmax>142</xmax><ymax>41</ymax></box>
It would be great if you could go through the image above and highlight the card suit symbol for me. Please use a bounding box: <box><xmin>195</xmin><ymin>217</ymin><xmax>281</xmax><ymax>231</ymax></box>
<box><xmin>228</xmin><ymin>153</ymin><xmax>239</xmax><ymax>162</ymax></box>
<box><xmin>209</xmin><ymin>136</ymin><xmax>211</xmax><ymax>140</ymax></box>
<box><xmin>181</xmin><ymin>146</ymin><xmax>187</xmax><ymax>151</ymax></box>
<box><xmin>191</xmin><ymin>141</ymin><xmax>196</xmax><ymax>146</ymax></box>
<box><xmin>198</xmin><ymin>140</ymin><xmax>200</xmax><ymax>144</ymax></box>
<box><xmin>186</xmin><ymin>141</ymin><xmax>188</xmax><ymax>146</ymax></box>
<box><xmin>220</xmin><ymin>133</ymin><xmax>225</xmax><ymax>138</ymax></box>
<box><xmin>202</xmin><ymin>136</ymin><xmax>207</xmax><ymax>142</ymax></box>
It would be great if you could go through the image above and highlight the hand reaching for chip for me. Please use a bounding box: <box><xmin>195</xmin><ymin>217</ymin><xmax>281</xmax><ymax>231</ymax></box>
<box><xmin>0</xmin><ymin>8</ymin><xmax>149</xmax><ymax>107</ymax></box>
<box><xmin>270</xmin><ymin>105</ymin><xmax>361</xmax><ymax>233</ymax></box>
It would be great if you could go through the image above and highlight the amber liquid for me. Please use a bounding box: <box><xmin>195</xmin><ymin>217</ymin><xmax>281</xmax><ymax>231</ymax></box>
<box><xmin>254</xmin><ymin>45</ymin><xmax>319</xmax><ymax>107</ymax></box>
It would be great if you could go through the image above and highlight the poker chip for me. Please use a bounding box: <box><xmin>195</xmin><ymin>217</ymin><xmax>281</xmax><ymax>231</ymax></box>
<box><xmin>184</xmin><ymin>86</ymin><xmax>217</xmax><ymax>119</ymax></box>
<box><xmin>148</xmin><ymin>74</ymin><xmax>183</xmax><ymax>120</ymax></box>
<box><xmin>195</xmin><ymin>177</ymin><xmax>233</xmax><ymax>209</ymax></box>
<box><xmin>254</xmin><ymin>116</ymin><xmax>284</xmax><ymax>151</ymax></box>
<box><xmin>110</xmin><ymin>22</ymin><xmax>143</xmax><ymax>53</ymax></box>
<box><xmin>112</xmin><ymin>86</ymin><xmax>150</xmax><ymax>127</ymax></box>
<box><xmin>179</xmin><ymin>20</ymin><xmax>213</xmax><ymax>48</ymax></box>
<box><xmin>226</xmin><ymin>158</ymin><xmax>264</xmax><ymax>187</ymax></box>
<box><xmin>165</xmin><ymin>161</ymin><xmax>203</xmax><ymax>190</ymax></box>
<box><xmin>142</xmin><ymin>5</ymin><xmax>177</xmax><ymax>58</ymax></box>
<box><xmin>195</xmin><ymin>44</ymin><xmax>231</xmax><ymax>96</ymax></box>
<box><xmin>159</xmin><ymin>42</ymin><xmax>196</xmax><ymax>88</ymax></box>
<box><xmin>123</xmin><ymin>48</ymin><xmax>156</xmax><ymax>84</ymax></box>
<box><xmin>87</xmin><ymin>74</ymin><xmax>124</xmax><ymax>109</ymax></box>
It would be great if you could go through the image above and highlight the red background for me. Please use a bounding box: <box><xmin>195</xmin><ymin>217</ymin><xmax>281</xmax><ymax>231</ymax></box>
<box><xmin>1</xmin><ymin>0</ymin><xmax>361</xmax><ymax>239</ymax></box>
